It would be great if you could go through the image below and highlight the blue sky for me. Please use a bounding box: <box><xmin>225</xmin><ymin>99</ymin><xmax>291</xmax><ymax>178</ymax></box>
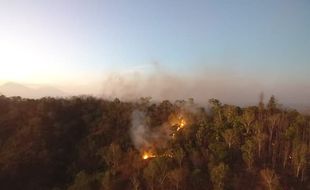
<box><xmin>0</xmin><ymin>0</ymin><xmax>309</xmax><ymax>103</ymax></box>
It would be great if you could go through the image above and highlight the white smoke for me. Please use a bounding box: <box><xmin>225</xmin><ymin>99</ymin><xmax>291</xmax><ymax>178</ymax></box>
<box><xmin>130</xmin><ymin>110</ymin><xmax>173</xmax><ymax>151</ymax></box>
<box><xmin>130</xmin><ymin>110</ymin><xmax>151</xmax><ymax>149</ymax></box>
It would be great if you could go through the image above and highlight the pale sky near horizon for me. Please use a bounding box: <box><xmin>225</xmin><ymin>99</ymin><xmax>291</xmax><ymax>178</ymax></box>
<box><xmin>0</xmin><ymin>0</ymin><xmax>310</xmax><ymax>104</ymax></box>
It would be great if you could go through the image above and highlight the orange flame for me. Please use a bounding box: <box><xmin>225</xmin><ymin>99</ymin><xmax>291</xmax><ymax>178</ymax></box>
<box><xmin>142</xmin><ymin>151</ymin><xmax>156</xmax><ymax>160</ymax></box>
<box><xmin>177</xmin><ymin>118</ymin><xmax>186</xmax><ymax>131</ymax></box>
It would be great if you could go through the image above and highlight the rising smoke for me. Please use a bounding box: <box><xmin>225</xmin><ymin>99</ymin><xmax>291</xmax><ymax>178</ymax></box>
<box><xmin>130</xmin><ymin>100</ymin><xmax>202</xmax><ymax>153</ymax></box>
<box><xmin>130</xmin><ymin>110</ymin><xmax>173</xmax><ymax>152</ymax></box>
<box><xmin>130</xmin><ymin>110</ymin><xmax>151</xmax><ymax>150</ymax></box>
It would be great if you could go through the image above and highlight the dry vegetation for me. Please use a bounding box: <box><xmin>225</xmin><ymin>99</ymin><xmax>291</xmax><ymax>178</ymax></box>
<box><xmin>0</xmin><ymin>95</ymin><xmax>309</xmax><ymax>189</ymax></box>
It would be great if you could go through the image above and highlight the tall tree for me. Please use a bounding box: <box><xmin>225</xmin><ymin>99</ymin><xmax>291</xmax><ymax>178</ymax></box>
<box><xmin>241</xmin><ymin>139</ymin><xmax>256</xmax><ymax>170</ymax></box>
<box><xmin>260</xmin><ymin>168</ymin><xmax>280</xmax><ymax>190</ymax></box>
<box><xmin>222</xmin><ymin>128</ymin><xmax>239</xmax><ymax>149</ymax></box>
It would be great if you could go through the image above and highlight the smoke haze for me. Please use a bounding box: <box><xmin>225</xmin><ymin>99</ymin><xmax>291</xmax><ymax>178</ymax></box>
<box><xmin>101</xmin><ymin>65</ymin><xmax>310</xmax><ymax>107</ymax></box>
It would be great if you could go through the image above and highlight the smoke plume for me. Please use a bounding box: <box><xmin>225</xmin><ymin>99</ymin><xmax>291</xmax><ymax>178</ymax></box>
<box><xmin>130</xmin><ymin>110</ymin><xmax>172</xmax><ymax>151</ymax></box>
<box><xmin>130</xmin><ymin>110</ymin><xmax>151</xmax><ymax>149</ymax></box>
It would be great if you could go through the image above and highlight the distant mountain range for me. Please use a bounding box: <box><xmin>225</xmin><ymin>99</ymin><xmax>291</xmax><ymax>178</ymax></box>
<box><xmin>0</xmin><ymin>82</ymin><xmax>65</xmax><ymax>98</ymax></box>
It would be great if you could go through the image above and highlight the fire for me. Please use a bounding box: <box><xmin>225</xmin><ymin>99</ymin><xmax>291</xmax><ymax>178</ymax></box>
<box><xmin>142</xmin><ymin>151</ymin><xmax>173</xmax><ymax>160</ymax></box>
<box><xmin>176</xmin><ymin>117</ymin><xmax>186</xmax><ymax>131</ymax></box>
<box><xmin>141</xmin><ymin>114</ymin><xmax>188</xmax><ymax>160</ymax></box>
<box><xmin>168</xmin><ymin>114</ymin><xmax>187</xmax><ymax>131</ymax></box>
<box><xmin>142</xmin><ymin>151</ymin><xmax>156</xmax><ymax>160</ymax></box>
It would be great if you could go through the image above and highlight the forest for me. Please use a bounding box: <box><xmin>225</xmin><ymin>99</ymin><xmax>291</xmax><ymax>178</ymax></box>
<box><xmin>0</xmin><ymin>94</ymin><xmax>309</xmax><ymax>190</ymax></box>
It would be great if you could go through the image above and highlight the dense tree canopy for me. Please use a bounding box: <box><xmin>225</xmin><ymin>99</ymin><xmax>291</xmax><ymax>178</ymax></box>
<box><xmin>0</xmin><ymin>95</ymin><xmax>309</xmax><ymax>189</ymax></box>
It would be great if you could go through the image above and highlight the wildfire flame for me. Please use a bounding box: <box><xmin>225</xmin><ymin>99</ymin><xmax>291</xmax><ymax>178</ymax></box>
<box><xmin>142</xmin><ymin>151</ymin><xmax>174</xmax><ymax>160</ymax></box>
<box><xmin>142</xmin><ymin>151</ymin><xmax>156</xmax><ymax>160</ymax></box>
<box><xmin>177</xmin><ymin>118</ymin><xmax>186</xmax><ymax>131</ymax></box>
<box><xmin>141</xmin><ymin>114</ymin><xmax>188</xmax><ymax>160</ymax></box>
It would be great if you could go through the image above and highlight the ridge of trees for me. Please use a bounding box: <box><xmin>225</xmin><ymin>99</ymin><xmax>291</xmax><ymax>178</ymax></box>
<box><xmin>0</xmin><ymin>95</ymin><xmax>309</xmax><ymax>190</ymax></box>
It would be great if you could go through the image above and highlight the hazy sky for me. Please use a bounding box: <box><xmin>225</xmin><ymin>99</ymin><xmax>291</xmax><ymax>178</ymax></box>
<box><xmin>0</xmin><ymin>0</ymin><xmax>309</xmax><ymax>104</ymax></box>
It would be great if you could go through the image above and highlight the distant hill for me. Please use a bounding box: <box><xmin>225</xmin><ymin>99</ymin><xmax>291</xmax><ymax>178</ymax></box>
<box><xmin>0</xmin><ymin>82</ymin><xmax>65</xmax><ymax>98</ymax></box>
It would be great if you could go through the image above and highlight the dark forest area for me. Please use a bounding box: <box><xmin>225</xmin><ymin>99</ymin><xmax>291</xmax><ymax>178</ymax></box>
<box><xmin>0</xmin><ymin>95</ymin><xmax>309</xmax><ymax>190</ymax></box>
